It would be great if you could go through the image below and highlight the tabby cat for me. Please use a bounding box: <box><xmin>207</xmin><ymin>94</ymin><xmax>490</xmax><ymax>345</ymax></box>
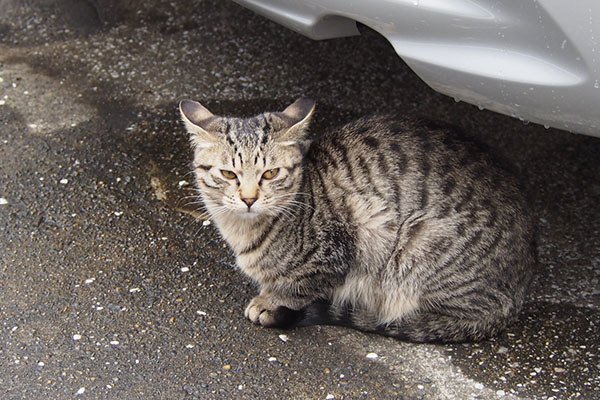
<box><xmin>179</xmin><ymin>97</ymin><xmax>535</xmax><ymax>343</ymax></box>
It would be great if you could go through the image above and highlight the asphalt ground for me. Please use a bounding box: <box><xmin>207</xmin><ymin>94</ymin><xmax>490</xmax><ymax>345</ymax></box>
<box><xmin>0</xmin><ymin>1</ymin><xmax>599</xmax><ymax>399</ymax></box>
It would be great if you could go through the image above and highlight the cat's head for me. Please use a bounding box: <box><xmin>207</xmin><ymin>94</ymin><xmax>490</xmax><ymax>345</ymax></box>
<box><xmin>179</xmin><ymin>97</ymin><xmax>315</xmax><ymax>219</ymax></box>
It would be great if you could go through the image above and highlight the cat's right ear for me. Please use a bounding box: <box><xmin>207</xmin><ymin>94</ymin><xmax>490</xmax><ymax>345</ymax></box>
<box><xmin>179</xmin><ymin>100</ymin><xmax>218</xmax><ymax>149</ymax></box>
<box><xmin>275</xmin><ymin>97</ymin><xmax>316</xmax><ymax>146</ymax></box>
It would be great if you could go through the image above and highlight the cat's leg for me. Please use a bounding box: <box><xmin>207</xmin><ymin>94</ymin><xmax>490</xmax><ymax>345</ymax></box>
<box><xmin>243</xmin><ymin>220</ymin><xmax>354</xmax><ymax>329</ymax></box>
<box><xmin>378</xmin><ymin>216</ymin><xmax>526</xmax><ymax>343</ymax></box>
<box><xmin>375</xmin><ymin>274</ymin><xmax>521</xmax><ymax>342</ymax></box>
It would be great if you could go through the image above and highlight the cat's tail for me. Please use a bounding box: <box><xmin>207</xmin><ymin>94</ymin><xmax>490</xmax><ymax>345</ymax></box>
<box><xmin>294</xmin><ymin>300</ymin><xmax>510</xmax><ymax>343</ymax></box>
<box><xmin>294</xmin><ymin>300</ymin><xmax>412</xmax><ymax>341</ymax></box>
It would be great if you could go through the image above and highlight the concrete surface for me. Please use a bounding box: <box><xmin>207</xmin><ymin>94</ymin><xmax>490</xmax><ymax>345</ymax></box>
<box><xmin>0</xmin><ymin>1</ymin><xmax>599</xmax><ymax>399</ymax></box>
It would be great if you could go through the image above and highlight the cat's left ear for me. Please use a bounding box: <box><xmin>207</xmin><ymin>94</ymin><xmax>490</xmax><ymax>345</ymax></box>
<box><xmin>275</xmin><ymin>97</ymin><xmax>316</xmax><ymax>145</ymax></box>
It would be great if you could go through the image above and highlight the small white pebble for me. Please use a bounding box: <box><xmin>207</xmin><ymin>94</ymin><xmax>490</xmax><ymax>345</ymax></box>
<box><xmin>178</xmin><ymin>180</ymin><xmax>189</xmax><ymax>187</ymax></box>
<box><xmin>129</xmin><ymin>287</ymin><xmax>140</xmax><ymax>293</ymax></box>
<box><xmin>76</xmin><ymin>387</ymin><xmax>85</xmax><ymax>395</ymax></box>
<box><xmin>0</xmin><ymin>100</ymin><xmax>5</xmax><ymax>106</ymax></box>
<box><xmin>0</xmin><ymin>197</ymin><xmax>8</xmax><ymax>205</ymax></box>
<box><xmin>59</xmin><ymin>178</ymin><xmax>69</xmax><ymax>185</ymax></box>
<box><xmin>196</xmin><ymin>310</ymin><xmax>207</xmax><ymax>316</ymax></box>
<box><xmin>73</xmin><ymin>334</ymin><xmax>82</xmax><ymax>341</ymax></box>
<box><xmin>84</xmin><ymin>278</ymin><xmax>95</xmax><ymax>284</ymax></box>
<box><xmin>185</xmin><ymin>344</ymin><xmax>195</xmax><ymax>349</ymax></box>
<box><xmin>238</xmin><ymin>385</ymin><xmax>243</xmax><ymax>390</ymax></box>
<box><xmin>268</xmin><ymin>356</ymin><xmax>277</xmax><ymax>362</ymax></box>
<box><xmin>114</xmin><ymin>211</ymin><xmax>123</xmax><ymax>217</ymax></box>
<box><xmin>366</xmin><ymin>352</ymin><xmax>378</xmax><ymax>359</ymax></box>
<box><xmin>417</xmin><ymin>385</ymin><xmax>424</xmax><ymax>390</ymax></box>
<box><xmin>278</xmin><ymin>334</ymin><xmax>289</xmax><ymax>342</ymax></box>
<box><xmin>474</xmin><ymin>383</ymin><xmax>484</xmax><ymax>390</ymax></box>
<box><xmin>28</xmin><ymin>123</ymin><xmax>37</xmax><ymax>129</ymax></box>
<box><xmin>202</xmin><ymin>220</ymin><xmax>211</xmax><ymax>226</ymax></box>
<box><xmin>496</xmin><ymin>389</ymin><xmax>506</xmax><ymax>397</ymax></box>
<box><xmin>38</xmin><ymin>361</ymin><xmax>45</xmax><ymax>367</ymax></box>
<box><xmin>180</xmin><ymin>267</ymin><xmax>190</xmax><ymax>272</ymax></box>
<box><xmin>326</xmin><ymin>395</ymin><xmax>334</xmax><ymax>400</ymax></box>
<box><xmin>110</xmin><ymin>340</ymin><xmax>119</xmax><ymax>345</ymax></box>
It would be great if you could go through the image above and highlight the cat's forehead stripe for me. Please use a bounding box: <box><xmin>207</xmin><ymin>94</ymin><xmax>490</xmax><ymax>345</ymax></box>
<box><xmin>223</xmin><ymin>120</ymin><xmax>235</xmax><ymax>146</ymax></box>
<box><xmin>220</xmin><ymin>115</ymin><xmax>274</xmax><ymax>145</ymax></box>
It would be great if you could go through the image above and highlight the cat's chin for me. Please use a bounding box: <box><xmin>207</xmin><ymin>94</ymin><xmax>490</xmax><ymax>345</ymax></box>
<box><xmin>236</xmin><ymin>209</ymin><xmax>263</xmax><ymax>219</ymax></box>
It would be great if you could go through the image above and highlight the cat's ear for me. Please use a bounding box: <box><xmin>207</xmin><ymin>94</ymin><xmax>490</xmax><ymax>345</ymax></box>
<box><xmin>179</xmin><ymin>100</ymin><xmax>218</xmax><ymax>149</ymax></box>
<box><xmin>275</xmin><ymin>97</ymin><xmax>316</xmax><ymax>145</ymax></box>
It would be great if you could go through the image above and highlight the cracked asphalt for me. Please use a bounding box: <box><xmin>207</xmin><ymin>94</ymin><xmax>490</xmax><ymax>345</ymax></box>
<box><xmin>0</xmin><ymin>1</ymin><xmax>599</xmax><ymax>399</ymax></box>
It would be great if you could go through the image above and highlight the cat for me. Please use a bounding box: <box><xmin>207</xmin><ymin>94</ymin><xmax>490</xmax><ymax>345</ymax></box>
<box><xmin>179</xmin><ymin>97</ymin><xmax>535</xmax><ymax>343</ymax></box>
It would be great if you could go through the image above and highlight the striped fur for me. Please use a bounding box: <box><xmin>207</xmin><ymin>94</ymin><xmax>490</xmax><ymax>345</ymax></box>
<box><xmin>180</xmin><ymin>98</ymin><xmax>535</xmax><ymax>343</ymax></box>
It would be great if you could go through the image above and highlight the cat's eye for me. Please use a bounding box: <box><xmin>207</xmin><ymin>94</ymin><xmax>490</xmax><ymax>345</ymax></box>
<box><xmin>220</xmin><ymin>169</ymin><xmax>237</xmax><ymax>179</ymax></box>
<box><xmin>262</xmin><ymin>168</ymin><xmax>280</xmax><ymax>180</ymax></box>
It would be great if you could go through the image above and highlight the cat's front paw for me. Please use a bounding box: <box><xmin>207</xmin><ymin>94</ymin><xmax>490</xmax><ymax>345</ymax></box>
<box><xmin>244</xmin><ymin>295</ymin><xmax>303</xmax><ymax>329</ymax></box>
<box><xmin>245</xmin><ymin>295</ymin><xmax>278</xmax><ymax>326</ymax></box>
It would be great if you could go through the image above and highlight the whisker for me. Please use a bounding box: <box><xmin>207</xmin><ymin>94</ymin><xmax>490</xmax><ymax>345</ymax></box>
<box><xmin>182</xmin><ymin>170</ymin><xmax>196</xmax><ymax>178</ymax></box>
<box><xmin>269</xmin><ymin>204</ymin><xmax>299</xmax><ymax>221</ymax></box>
<box><xmin>284</xmin><ymin>200</ymin><xmax>315</xmax><ymax>212</ymax></box>
<box><xmin>179</xmin><ymin>194</ymin><xmax>202</xmax><ymax>201</ymax></box>
<box><xmin>271</xmin><ymin>192</ymin><xmax>313</xmax><ymax>200</ymax></box>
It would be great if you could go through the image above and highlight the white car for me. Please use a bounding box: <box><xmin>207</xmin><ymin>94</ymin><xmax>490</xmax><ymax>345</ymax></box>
<box><xmin>233</xmin><ymin>0</ymin><xmax>600</xmax><ymax>137</ymax></box>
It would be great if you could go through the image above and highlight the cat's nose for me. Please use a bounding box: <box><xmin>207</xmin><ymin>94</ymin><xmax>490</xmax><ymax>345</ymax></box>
<box><xmin>241</xmin><ymin>197</ymin><xmax>257</xmax><ymax>208</ymax></box>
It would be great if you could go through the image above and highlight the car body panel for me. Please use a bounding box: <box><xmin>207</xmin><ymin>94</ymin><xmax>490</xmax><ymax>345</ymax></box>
<box><xmin>233</xmin><ymin>0</ymin><xmax>600</xmax><ymax>136</ymax></box>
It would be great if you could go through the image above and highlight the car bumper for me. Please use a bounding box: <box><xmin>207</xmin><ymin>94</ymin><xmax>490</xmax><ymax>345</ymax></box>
<box><xmin>233</xmin><ymin>0</ymin><xmax>600</xmax><ymax>137</ymax></box>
